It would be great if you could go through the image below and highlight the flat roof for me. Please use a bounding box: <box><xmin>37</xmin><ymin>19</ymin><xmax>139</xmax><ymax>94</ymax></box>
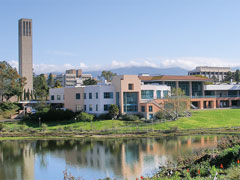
<box><xmin>205</xmin><ymin>84</ymin><xmax>240</xmax><ymax>91</ymax></box>
<box><xmin>139</xmin><ymin>75</ymin><xmax>209</xmax><ymax>81</ymax></box>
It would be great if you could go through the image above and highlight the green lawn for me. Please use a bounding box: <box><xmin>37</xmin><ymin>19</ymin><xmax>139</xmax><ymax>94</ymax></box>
<box><xmin>1</xmin><ymin>109</ymin><xmax>240</xmax><ymax>132</ymax></box>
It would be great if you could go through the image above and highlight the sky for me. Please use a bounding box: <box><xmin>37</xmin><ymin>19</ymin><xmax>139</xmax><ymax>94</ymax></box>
<box><xmin>1</xmin><ymin>0</ymin><xmax>240</xmax><ymax>74</ymax></box>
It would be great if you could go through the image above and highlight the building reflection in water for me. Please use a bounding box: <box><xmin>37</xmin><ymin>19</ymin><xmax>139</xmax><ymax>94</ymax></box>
<box><xmin>0</xmin><ymin>136</ymin><xmax>219</xmax><ymax>180</ymax></box>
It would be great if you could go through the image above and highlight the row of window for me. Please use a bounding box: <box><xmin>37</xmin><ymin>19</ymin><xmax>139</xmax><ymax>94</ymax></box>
<box><xmin>83</xmin><ymin>104</ymin><xmax>112</xmax><ymax>112</ymax></box>
<box><xmin>76</xmin><ymin>92</ymin><xmax>113</xmax><ymax>100</ymax></box>
<box><xmin>51</xmin><ymin>95</ymin><xmax>64</xmax><ymax>101</ymax></box>
<box><xmin>141</xmin><ymin>90</ymin><xmax>169</xmax><ymax>99</ymax></box>
<box><xmin>141</xmin><ymin>105</ymin><xmax>152</xmax><ymax>112</ymax></box>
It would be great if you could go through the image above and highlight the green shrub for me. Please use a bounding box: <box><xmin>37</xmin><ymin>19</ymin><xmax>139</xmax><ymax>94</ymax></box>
<box><xmin>0</xmin><ymin>102</ymin><xmax>19</xmax><ymax>111</ymax></box>
<box><xmin>0</xmin><ymin>123</ymin><xmax>5</xmax><ymax>131</ymax></box>
<box><xmin>75</xmin><ymin>112</ymin><xmax>94</xmax><ymax>122</ymax></box>
<box><xmin>97</xmin><ymin>113</ymin><xmax>112</xmax><ymax>120</ymax></box>
<box><xmin>41</xmin><ymin>123</ymin><xmax>48</xmax><ymax>132</ymax></box>
<box><xmin>121</xmin><ymin>114</ymin><xmax>139</xmax><ymax>121</ymax></box>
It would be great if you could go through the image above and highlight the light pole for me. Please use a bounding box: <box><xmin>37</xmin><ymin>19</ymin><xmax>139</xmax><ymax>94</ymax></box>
<box><xmin>39</xmin><ymin>117</ymin><xmax>41</xmax><ymax>128</ymax></box>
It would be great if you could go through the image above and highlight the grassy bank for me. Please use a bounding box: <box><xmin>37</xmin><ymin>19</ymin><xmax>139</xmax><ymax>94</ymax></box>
<box><xmin>0</xmin><ymin>109</ymin><xmax>240</xmax><ymax>139</ymax></box>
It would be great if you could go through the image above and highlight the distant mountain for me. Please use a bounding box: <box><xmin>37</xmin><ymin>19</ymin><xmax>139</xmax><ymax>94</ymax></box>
<box><xmin>86</xmin><ymin>67</ymin><xmax>188</xmax><ymax>78</ymax></box>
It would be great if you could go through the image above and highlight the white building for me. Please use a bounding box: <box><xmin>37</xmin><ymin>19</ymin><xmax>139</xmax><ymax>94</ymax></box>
<box><xmin>84</xmin><ymin>85</ymin><xmax>115</xmax><ymax>115</ymax></box>
<box><xmin>49</xmin><ymin>88</ymin><xmax>64</xmax><ymax>104</ymax></box>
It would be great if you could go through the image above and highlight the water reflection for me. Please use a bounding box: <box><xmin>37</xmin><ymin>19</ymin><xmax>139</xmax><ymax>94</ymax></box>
<box><xmin>0</xmin><ymin>136</ymin><xmax>218</xmax><ymax>180</ymax></box>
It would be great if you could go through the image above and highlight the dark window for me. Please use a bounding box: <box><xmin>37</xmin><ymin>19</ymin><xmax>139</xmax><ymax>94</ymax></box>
<box><xmin>104</xmin><ymin>92</ymin><xmax>113</xmax><ymax>99</ymax></box>
<box><xmin>96</xmin><ymin>92</ymin><xmax>98</xmax><ymax>99</ymax></box>
<box><xmin>51</xmin><ymin>95</ymin><xmax>54</xmax><ymax>100</ymax></box>
<box><xmin>57</xmin><ymin>95</ymin><xmax>61</xmax><ymax>100</ymax></box>
<box><xmin>157</xmin><ymin>90</ymin><xmax>161</xmax><ymax>99</ymax></box>
<box><xmin>123</xmin><ymin>92</ymin><xmax>138</xmax><ymax>112</ymax></box>
<box><xmin>141</xmin><ymin>90</ymin><xmax>154</xmax><ymax>99</ymax></box>
<box><xmin>84</xmin><ymin>105</ymin><xmax>86</xmax><ymax>111</ymax></box>
<box><xmin>89</xmin><ymin>93</ymin><xmax>92</xmax><ymax>99</ymax></box>
<box><xmin>76</xmin><ymin>93</ymin><xmax>80</xmax><ymax>99</ymax></box>
<box><xmin>149</xmin><ymin>106</ymin><xmax>153</xmax><ymax>112</ymax></box>
<box><xmin>96</xmin><ymin>104</ymin><xmax>98</xmax><ymax>111</ymax></box>
<box><xmin>84</xmin><ymin>93</ymin><xmax>86</xmax><ymax>99</ymax></box>
<box><xmin>128</xmin><ymin>84</ymin><xmax>134</xmax><ymax>90</ymax></box>
<box><xmin>89</xmin><ymin>104</ymin><xmax>93</xmax><ymax>111</ymax></box>
<box><xmin>104</xmin><ymin>104</ymin><xmax>111</xmax><ymax>111</ymax></box>
<box><xmin>141</xmin><ymin>106</ymin><xmax>145</xmax><ymax>112</ymax></box>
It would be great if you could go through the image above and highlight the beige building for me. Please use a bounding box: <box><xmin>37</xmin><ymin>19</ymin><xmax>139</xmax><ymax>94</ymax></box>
<box><xmin>188</xmin><ymin>66</ymin><xmax>232</xmax><ymax>81</ymax></box>
<box><xmin>18</xmin><ymin>18</ymin><xmax>33</xmax><ymax>93</ymax></box>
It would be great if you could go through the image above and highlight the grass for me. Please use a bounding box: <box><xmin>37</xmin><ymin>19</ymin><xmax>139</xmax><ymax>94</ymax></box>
<box><xmin>1</xmin><ymin>109</ymin><xmax>240</xmax><ymax>134</ymax></box>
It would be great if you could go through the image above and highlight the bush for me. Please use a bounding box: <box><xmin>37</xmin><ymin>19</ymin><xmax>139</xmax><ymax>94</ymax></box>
<box><xmin>75</xmin><ymin>112</ymin><xmax>94</xmax><ymax>122</ymax></box>
<box><xmin>121</xmin><ymin>114</ymin><xmax>139</xmax><ymax>121</ymax></box>
<box><xmin>34</xmin><ymin>102</ymin><xmax>50</xmax><ymax>112</ymax></box>
<box><xmin>26</xmin><ymin>109</ymin><xmax>75</xmax><ymax>122</ymax></box>
<box><xmin>0</xmin><ymin>102</ymin><xmax>19</xmax><ymax>112</ymax></box>
<box><xmin>41</xmin><ymin>123</ymin><xmax>48</xmax><ymax>132</ymax></box>
<box><xmin>0</xmin><ymin>123</ymin><xmax>5</xmax><ymax>131</ymax></box>
<box><xmin>97</xmin><ymin>113</ymin><xmax>112</xmax><ymax>120</ymax></box>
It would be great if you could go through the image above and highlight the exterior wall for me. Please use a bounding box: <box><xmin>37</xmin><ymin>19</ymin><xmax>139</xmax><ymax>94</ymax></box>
<box><xmin>64</xmin><ymin>87</ymin><xmax>84</xmax><ymax>112</ymax></box>
<box><xmin>18</xmin><ymin>18</ymin><xmax>33</xmax><ymax>93</ymax></box>
<box><xmin>84</xmin><ymin>85</ymin><xmax>115</xmax><ymax>115</ymax></box>
<box><xmin>112</xmin><ymin>75</ymin><xmax>141</xmax><ymax>114</ymax></box>
<box><xmin>140</xmin><ymin>84</ymin><xmax>170</xmax><ymax>101</ymax></box>
<box><xmin>49</xmin><ymin>88</ymin><xmax>64</xmax><ymax>103</ymax></box>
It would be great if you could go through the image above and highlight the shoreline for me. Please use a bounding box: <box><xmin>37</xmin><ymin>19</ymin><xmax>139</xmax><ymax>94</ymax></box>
<box><xmin>0</xmin><ymin>127</ymin><xmax>239</xmax><ymax>140</ymax></box>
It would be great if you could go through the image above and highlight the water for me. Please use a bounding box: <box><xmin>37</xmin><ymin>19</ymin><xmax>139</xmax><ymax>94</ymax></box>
<box><xmin>0</xmin><ymin>136</ymin><xmax>219</xmax><ymax>180</ymax></box>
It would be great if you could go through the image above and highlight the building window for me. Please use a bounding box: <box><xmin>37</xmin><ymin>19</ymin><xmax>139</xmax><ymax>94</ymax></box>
<box><xmin>141</xmin><ymin>90</ymin><xmax>154</xmax><ymax>99</ymax></box>
<box><xmin>128</xmin><ymin>84</ymin><xmax>134</xmax><ymax>90</ymax></box>
<box><xmin>51</xmin><ymin>95</ymin><xmax>54</xmax><ymax>100</ymax></box>
<box><xmin>149</xmin><ymin>106</ymin><xmax>153</xmax><ymax>112</ymax></box>
<box><xmin>57</xmin><ymin>95</ymin><xmax>61</xmax><ymax>100</ymax></box>
<box><xmin>76</xmin><ymin>93</ymin><xmax>81</xmax><ymax>99</ymax></box>
<box><xmin>96</xmin><ymin>104</ymin><xmax>98</xmax><ymax>111</ymax></box>
<box><xmin>104</xmin><ymin>92</ymin><xmax>113</xmax><ymax>99</ymax></box>
<box><xmin>123</xmin><ymin>92</ymin><xmax>138</xmax><ymax>112</ymax></box>
<box><xmin>149</xmin><ymin>114</ymin><xmax>153</xmax><ymax>119</ymax></box>
<box><xmin>96</xmin><ymin>92</ymin><xmax>98</xmax><ymax>99</ymax></box>
<box><xmin>192</xmin><ymin>82</ymin><xmax>203</xmax><ymax>97</ymax></box>
<box><xmin>84</xmin><ymin>93</ymin><xmax>86</xmax><ymax>99</ymax></box>
<box><xmin>157</xmin><ymin>90</ymin><xmax>161</xmax><ymax>99</ymax></box>
<box><xmin>179</xmin><ymin>81</ymin><xmax>190</xmax><ymax>96</ymax></box>
<box><xmin>89</xmin><ymin>104</ymin><xmax>93</xmax><ymax>111</ymax></box>
<box><xmin>163</xmin><ymin>90</ymin><xmax>169</xmax><ymax>98</ymax></box>
<box><xmin>141</xmin><ymin>106</ymin><xmax>145</xmax><ymax>112</ymax></box>
<box><xmin>76</xmin><ymin>104</ymin><xmax>81</xmax><ymax>112</ymax></box>
<box><xmin>116</xmin><ymin>92</ymin><xmax>120</xmax><ymax>106</ymax></box>
<box><xmin>104</xmin><ymin>104</ymin><xmax>111</xmax><ymax>111</ymax></box>
<box><xmin>84</xmin><ymin>105</ymin><xmax>86</xmax><ymax>111</ymax></box>
<box><xmin>89</xmin><ymin>93</ymin><xmax>92</xmax><ymax>99</ymax></box>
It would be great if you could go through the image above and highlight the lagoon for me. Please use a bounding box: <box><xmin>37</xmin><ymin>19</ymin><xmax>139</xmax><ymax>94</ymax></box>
<box><xmin>0</xmin><ymin>136</ymin><xmax>219</xmax><ymax>180</ymax></box>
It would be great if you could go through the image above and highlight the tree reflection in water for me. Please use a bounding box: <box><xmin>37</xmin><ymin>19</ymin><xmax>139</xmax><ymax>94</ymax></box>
<box><xmin>0</xmin><ymin>136</ymin><xmax>218</xmax><ymax>180</ymax></box>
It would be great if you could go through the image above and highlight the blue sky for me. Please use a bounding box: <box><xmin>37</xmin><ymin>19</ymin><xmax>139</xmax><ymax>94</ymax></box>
<box><xmin>1</xmin><ymin>0</ymin><xmax>240</xmax><ymax>73</ymax></box>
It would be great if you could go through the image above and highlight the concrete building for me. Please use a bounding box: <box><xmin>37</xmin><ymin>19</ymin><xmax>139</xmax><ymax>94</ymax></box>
<box><xmin>84</xmin><ymin>85</ymin><xmax>115</xmax><ymax>115</ymax></box>
<box><xmin>49</xmin><ymin>74</ymin><xmax>240</xmax><ymax>119</ymax></box>
<box><xmin>188</xmin><ymin>66</ymin><xmax>232</xmax><ymax>81</ymax></box>
<box><xmin>18</xmin><ymin>18</ymin><xmax>33</xmax><ymax>93</ymax></box>
<box><xmin>66</xmin><ymin>69</ymin><xmax>82</xmax><ymax>77</ymax></box>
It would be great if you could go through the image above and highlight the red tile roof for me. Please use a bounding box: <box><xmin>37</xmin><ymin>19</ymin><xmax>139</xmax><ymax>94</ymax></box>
<box><xmin>139</xmin><ymin>75</ymin><xmax>209</xmax><ymax>81</ymax></box>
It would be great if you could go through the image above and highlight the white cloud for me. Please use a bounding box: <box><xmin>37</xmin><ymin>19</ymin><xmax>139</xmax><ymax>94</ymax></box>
<box><xmin>6</xmin><ymin>57</ymin><xmax>240</xmax><ymax>74</ymax></box>
<box><xmin>46</xmin><ymin>50</ymin><xmax>76</xmax><ymax>56</ymax></box>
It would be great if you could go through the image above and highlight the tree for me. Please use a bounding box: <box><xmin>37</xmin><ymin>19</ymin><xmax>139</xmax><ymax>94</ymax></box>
<box><xmin>83</xmin><ymin>79</ymin><xmax>97</xmax><ymax>85</ymax></box>
<box><xmin>235</xmin><ymin>69</ymin><xmax>240</xmax><ymax>84</ymax></box>
<box><xmin>109</xmin><ymin>104</ymin><xmax>119</xmax><ymax>119</ymax></box>
<box><xmin>33</xmin><ymin>74</ymin><xmax>49</xmax><ymax>100</ymax></box>
<box><xmin>47</xmin><ymin>73</ymin><xmax>55</xmax><ymax>88</ymax></box>
<box><xmin>54</xmin><ymin>80</ymin><xmax>62</xmax><ymax>88</ymax></box>
<box><xmin>164</xmin><ymin>88</ymin><xmax>190</xmax><ymax>120</ymax></box>
<box><xmin>0</xmin><ymin>61</ymin><xmax>26</xmax><ymax>102</ymax></box>
<box><xmin>224</xmin><ymin>71</ymin><xmax>233</xmax><ymax>82</ymax></box>
<box><xmin>99</xmin><ymin>71</ymin><xmax>117</xmax><ymax>81</ymax></box>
